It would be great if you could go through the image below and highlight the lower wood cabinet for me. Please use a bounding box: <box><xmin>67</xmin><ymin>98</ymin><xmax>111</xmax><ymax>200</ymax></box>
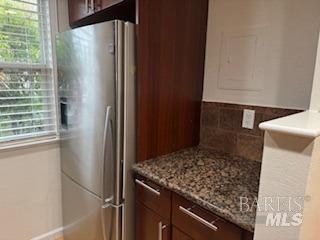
<box><xmin>135</xmin><ymin>201</ymin><xmax>170</xmax><ymax>240</ymax></box>
<box><xmin>135</xmin><ymin>175</ymin><xmax>254</xmax><ymax>240</ymax></box>
<box><xmin>172</xmin><ymin>227</ymin><xmax>193</xmax><ymax>240</ymax></box>
<box><xmin>172</xmin><ymin>194</ymin><xmax>242</xmax><ymax>240</ymax></box>
<box><xmin>135</xmin><ymin>175</ymin><xmax>171</xmax><ymax>220</ymax></box>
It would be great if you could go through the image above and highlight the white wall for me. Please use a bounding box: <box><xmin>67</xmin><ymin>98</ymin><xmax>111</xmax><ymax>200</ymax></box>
<box><xmin>203</xmin><ymin>0</ymin><xmax>320</xmax><ymax>109</ymax></box>
<box><xmin>0</xmin><ymin>143</ymin><xmax>62</xmax><ymax>240</ymax></box>
<box><xmin>56</xmin><ymin>0</ymin><xmax>70</xmax><ymax>32</ymax></box>
<box><xmin>309</xmin><ymin>33</ymin><xmax>320</xmax><ymax>111</ymax></box>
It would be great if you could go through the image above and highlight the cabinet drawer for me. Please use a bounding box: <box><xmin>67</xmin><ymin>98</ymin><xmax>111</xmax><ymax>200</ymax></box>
<box><xmin>135</xmin><ymin>175</ymin><xmax>171</xmax><ymax>220</ymax></box>
<box><xmin>172</xmin><ymin>193</ymin><xmax>242</xmax><ymax>240</ymax></box>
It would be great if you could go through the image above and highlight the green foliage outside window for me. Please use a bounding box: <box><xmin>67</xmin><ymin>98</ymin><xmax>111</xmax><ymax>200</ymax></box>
<box><xmin>0</xmin><ymin>0</ymin><xmax>53</xmax><ymax>141</ymax></box>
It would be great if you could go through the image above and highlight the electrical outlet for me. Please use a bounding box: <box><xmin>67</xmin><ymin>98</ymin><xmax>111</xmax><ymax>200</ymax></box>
<box><xmin>242</xmin><ymin>109</ymin><xmax>255</xmax><ymax>129</ymax></box>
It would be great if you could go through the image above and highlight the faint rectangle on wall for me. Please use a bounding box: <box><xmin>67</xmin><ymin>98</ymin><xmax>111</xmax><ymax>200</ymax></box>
<box><xmin>218</xmin><ymin>27</ymin><xmax>265</xmax><ymax>91</ymax></box>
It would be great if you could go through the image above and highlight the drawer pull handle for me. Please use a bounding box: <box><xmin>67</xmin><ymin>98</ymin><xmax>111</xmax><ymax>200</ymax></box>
<box><xmin>135</xmin><ymin>179</ymin><xmax>160</xmax><ymax>196</ymax></box>
<box><xmin>158</xmin><ymin>222</ymin><xmax>167</xmax><ymax>240</ymax></box>
<box><xmin>179</xmin><ymin>206</ymin><xmax>218</xmax><ymax>232</ymax></box>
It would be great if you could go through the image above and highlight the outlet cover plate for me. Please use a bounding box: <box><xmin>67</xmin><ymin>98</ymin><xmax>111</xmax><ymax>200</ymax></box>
<box><xmin>242</xmin><ymin>109</ymin><xmax>255</xmax><ymax>129</ymax></box>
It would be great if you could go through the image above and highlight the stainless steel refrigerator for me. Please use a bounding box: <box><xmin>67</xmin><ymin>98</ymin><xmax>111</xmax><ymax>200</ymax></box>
<box><xmin>56</xmin><ymin>20</ymin><xmax>136</xmax><ymax>240</ymax></box>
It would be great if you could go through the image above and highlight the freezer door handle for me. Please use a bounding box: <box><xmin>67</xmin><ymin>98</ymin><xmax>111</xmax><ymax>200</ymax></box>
<box><xmin>101</xmin><ymin>197</ymin><xmax>115</xmax><ymax>240</ymax></box>
<box><xmin>101</xmin><ymin>200</ymin><xmax>123</xmax><ymax>240</ymax></box>
<box><xmin>102</xmin><ymin>106</ymin><xmax>115</xmax><ymax>203</ymax></box>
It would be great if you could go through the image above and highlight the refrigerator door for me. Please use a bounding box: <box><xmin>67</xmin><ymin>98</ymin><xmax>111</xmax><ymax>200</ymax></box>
<box><xmin>62</xmin><ymin>173</ymin><xmax>119</xmax><ymax>240</ymax></box>
<box><xmin>57</xmin><ymin>21</ymin><xmax>116</xmax><ymax>200</ymax></box>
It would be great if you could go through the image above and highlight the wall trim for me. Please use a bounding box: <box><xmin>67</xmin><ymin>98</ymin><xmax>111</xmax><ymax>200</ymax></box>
<box><xmin>30</xmin><ymin>227</ymin><xmax>63</xmax><ymax>240</ymax></box>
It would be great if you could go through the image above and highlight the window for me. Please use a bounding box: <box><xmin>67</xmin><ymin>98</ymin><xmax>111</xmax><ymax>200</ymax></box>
<box><xmin>0</xmin><ymin>0</ymin><xmax>56</xmax><ymax>143</ymax></box>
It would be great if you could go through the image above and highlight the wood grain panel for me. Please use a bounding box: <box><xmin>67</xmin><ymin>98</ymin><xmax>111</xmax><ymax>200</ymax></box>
<box><xmin>137</xmin><ymin>0</ymin><xmax>209</xmax><ymax>161</ymax></box>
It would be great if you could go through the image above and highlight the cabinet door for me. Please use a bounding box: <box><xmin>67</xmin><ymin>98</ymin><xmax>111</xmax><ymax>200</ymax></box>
<box><xmin>68</xmin><ymin>0</ymin><xmax>94</xmax><ymax>24</ymax></box>
<box><xmin>172</xmin><ymin>227</ymin><xmax>193</xmax><ymax>240</ymax></box>
<box><xmin>98</xmin><ymin>0</ymin><xmax>124</xmax><ymax>10</ymax></box>
<box><xmin>136</xmin><ymin>202</ymin><xmax>170</xmax><ymax>240</ymax></box>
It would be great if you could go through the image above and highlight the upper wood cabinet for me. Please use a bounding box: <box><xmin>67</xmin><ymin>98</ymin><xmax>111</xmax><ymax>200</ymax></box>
<box><xmin>68</xmin><ymin>0</ymin><xmax>95</xmax><ymax>24</ymax></box>
<box><xmin>68</xmin><ymin>0</ymin><xmax>130</xmax><ymax>26</ymax></box>
<box><xmin>97</xmin><ymin>0</ymin><xmax>124</xmax><ymax>11</ymax></box>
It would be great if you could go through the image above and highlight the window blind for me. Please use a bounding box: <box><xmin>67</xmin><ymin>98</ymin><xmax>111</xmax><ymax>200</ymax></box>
<box><xmin>0</xmin><ymin>0</ymin><xmax>56</xmax><ymax>143</ymax></box>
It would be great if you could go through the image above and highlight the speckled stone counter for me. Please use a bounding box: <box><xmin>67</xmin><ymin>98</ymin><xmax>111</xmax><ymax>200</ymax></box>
<box><xmin>132</xmin><ymin>147</ymin><xmax>261</xmax><ymax>232</ymax></box>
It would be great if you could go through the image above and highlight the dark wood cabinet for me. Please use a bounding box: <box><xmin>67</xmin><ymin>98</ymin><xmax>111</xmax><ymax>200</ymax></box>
<box><xmin>68</xmin><ymin>0</ymin><xmax>135</xmax><ymax>27</ymax></box>
<box><xmin>135</xmin><ymin>175</ymin><xmax>254</xmax><ymax>240</ymax></box>
<box><xmin>137</xmin><ymin>0</ymin><xmax>209</xmax><ymax>161</ymax></box>
<box><xmin>68</xmin><ymin>0</ymin><xmax>95</xmax><ymax>24</ymax></box>
<box><xmin>172</xmin><ymin>227</ymin><xmax>193</xmax><ymax>240</ymax></box>
<box><xmin>135</xmin><ymin>175</ymin><xmax>172</xmax><ymax>220</ymax></box>
<box><xmin>172</xmin><ymin>193</ymin><xmax>243</xmax><ymax>240</ymax></box>
<box><xmin>98</xmin><ymin>0</ymin><xmax>124</xmax><ymax>10</ymax></box>
<box><xmin>136</xmin><ymin>202</ymin><xmax>170</xmax><ymax>240</ymax></box>
<box><xmin>135</xmin><ymin>176</ymin><xmax>171</xmax><ymax>240</ymax></box>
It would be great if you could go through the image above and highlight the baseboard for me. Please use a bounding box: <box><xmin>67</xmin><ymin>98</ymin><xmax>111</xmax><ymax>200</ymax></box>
<box><xmin>30</xmin><ymin>227</ymin><xmax>63</xmax><ymax>240</ymax></box>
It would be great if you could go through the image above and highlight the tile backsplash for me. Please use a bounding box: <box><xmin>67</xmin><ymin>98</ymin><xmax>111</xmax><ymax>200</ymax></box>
<box><xmin>200</xmin><ymin>102</ymin><xmax>302</xmax><ymax>161</ymax></box>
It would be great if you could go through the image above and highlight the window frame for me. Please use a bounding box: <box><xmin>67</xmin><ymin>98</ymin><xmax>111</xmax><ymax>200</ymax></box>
<box><xmin>0</xmin><ymin>0</ymin><xmax>59</xmax><ymax>149</ymax></box>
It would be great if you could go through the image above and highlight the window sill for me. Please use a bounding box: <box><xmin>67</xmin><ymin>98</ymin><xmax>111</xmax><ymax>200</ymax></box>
<box><xmin>0</xmin><ymin>135</ymin><xmax>60</xmax><ymax>152</ymax></box>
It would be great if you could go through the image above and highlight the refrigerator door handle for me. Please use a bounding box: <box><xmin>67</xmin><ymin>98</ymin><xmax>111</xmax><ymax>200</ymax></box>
<box><xmin>101</xmin><ymin>201</ymin><xmax>123</xmax><ymax>240</ymax></box>
<box><xmin>102</xmin><ymin>106</ymin><xmax>114</xmax><ymax>203</ymax></box>
<box><xmin>101</xmin><ymin>106</ymin><xmax>119</xmax><ymax>240</ymax></box>
<box><xmin>100</xmin><ymin>198</ymin><xmax>123</xmax><ymax>240</ymax></box>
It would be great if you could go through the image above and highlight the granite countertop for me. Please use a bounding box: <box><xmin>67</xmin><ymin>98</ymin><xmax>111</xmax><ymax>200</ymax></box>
<box><xmin>132</xmin><ymin>147</ymin><xmax>261</xmax><ymax>232</ymax></box>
